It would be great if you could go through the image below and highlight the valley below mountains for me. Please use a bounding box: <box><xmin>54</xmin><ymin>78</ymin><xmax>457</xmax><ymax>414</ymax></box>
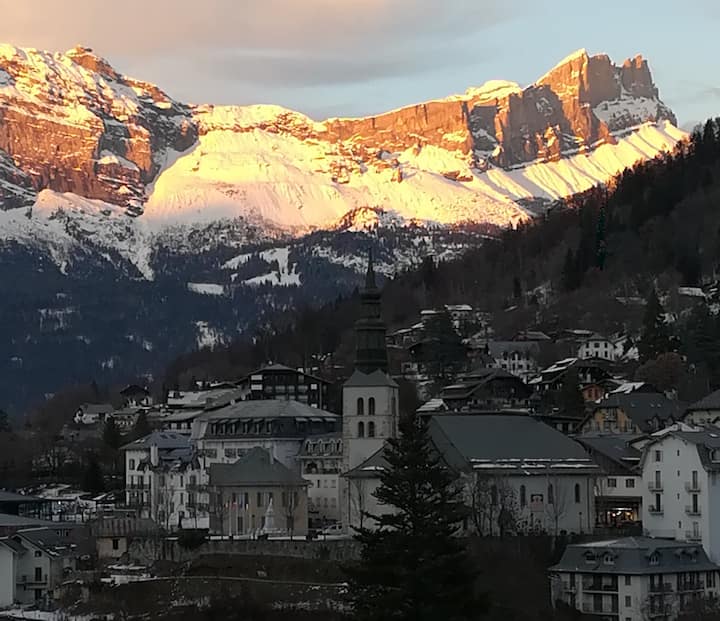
<box><xmin>0</xmin><ymin>43</ymin><xmax>687</xmax><ymax>412</ymax></box>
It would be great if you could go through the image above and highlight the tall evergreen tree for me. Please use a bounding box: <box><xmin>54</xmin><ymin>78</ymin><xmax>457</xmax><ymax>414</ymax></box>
<box><xmin>132</xmin><ymin>412</ymin><xmax>152</xmax><ymax>440</ymax></box>
<box><xmin>83</xmin><ymin>453</ymin><xmax>105</xmax><ymax>494</ymax></box>
<box><xmin>561</xmin><ymin>248</ymin><xmax>579</xmax><ymax>291</ymax></box>
<box><xmin>346</xmin><ymin>414</ymin><xmax>485</xmax><ymax>621</ymax></box>
<box><xmin>595</xmin><ymin>203</ymin><xmax>607</xmax><ymax>270</ymax></box>
<box><xmin>103</xmin><ymin>416</ymin><xmax>122</xmax><ymax>450</ymax></box>
<box><xmin>638</xmin><ymin>288</ymin><xmax>674</xmax><ymax>363</ymax></box>
<box><xmin>557</xmin><ymin>368</ymin><xmax>586</xmax><ymax>417</ymax></box>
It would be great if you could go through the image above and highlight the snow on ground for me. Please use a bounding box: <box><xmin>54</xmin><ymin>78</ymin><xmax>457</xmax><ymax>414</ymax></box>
<box><xmin>187</xmin><ymin>282</ymin><xmax>226</xmax><ymax>296</ymax></box>
<box><xmin>195</xmin><ymin>321</ymin><xmax>226</xmax><ymax>349</ymax></box>
<box><xmin>238</xmin><ymin>247</ymin><xmax>301</xmax><ymax>287</ymax></box>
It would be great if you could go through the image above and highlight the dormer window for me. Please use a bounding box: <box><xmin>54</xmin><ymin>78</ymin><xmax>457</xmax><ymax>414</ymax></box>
<box><xmin>583</xmin><ymin>552</ymin><xmax>595</xmax><ymax>565</ymax></box>
<box><xmin>603</xmin><ymin>553</ymin><xmax>615</xmax><ymax>566</ymax></box>
<box><xmin>649</xmin><ymin>553</ymin><xmax>660</xmax><ymax>566</ymax></box>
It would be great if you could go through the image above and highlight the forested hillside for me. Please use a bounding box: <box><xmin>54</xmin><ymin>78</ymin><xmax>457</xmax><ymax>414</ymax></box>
<box><xmin>156</xmin><ymin>120</ymin><xmax>720</xmax><ymax>388</ymax></box>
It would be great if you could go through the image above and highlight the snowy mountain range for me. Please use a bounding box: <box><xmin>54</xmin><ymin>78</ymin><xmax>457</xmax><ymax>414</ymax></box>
<box><xmin>0</xmin><ymin>44</ymin><xmax>686</xmax><ymax>411</ymax></box>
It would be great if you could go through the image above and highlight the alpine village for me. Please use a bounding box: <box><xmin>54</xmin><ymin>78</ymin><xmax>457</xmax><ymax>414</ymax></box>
<box><xmin>5</xmin><ymin>29</ymin><xmax>720</xmax><ymax>621</ymax></box>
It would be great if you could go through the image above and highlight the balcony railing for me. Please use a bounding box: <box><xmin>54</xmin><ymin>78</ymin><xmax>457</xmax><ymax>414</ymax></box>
<box><xmin>19</xmin><ymin>574</ymin><xmax>48</xmax><ymax>585</ymax></box>
<box><xmin>648</xmin><ymin>480</ymin><xmax>663</xmax><ymax>492</ymax></box>
<box><xmin>685</xmin><ymin>530</ymin><xmax>702</xmax><ymax>542</ymax></box>
<box><xmin>127</xmin><ymin>483</ymin><xmax>150</xmax><ymax>490</ymax></box>
<box><xmin>647</xmin><ymin>505</ymin><xmax>664</xmax><ymax>515</ymax></box>
<box><xmin>581</xmin><ymin>602</ymin><xmax>619</xmax><ymax>614</ymax></box>
<box><xmin>582</xmin><ymin>580</ymin><xmax>618</xmax><ymax>592</ymax></box>
<box><xmin>678</xmin><ymin>580</ymin><xmax>704</xmax><ymax>592</ymax></box>
<box><xmin>649</xmin><ymin>582</ymin><xmax>673</xmax><ymax>593</ymax></box>
<box><xmin>685</xmin><ymin>505</ymin><xmax>701</xmax><ymax>517</ymax></box>
<box><xmin>685</xmin><ymin>481</ymin><xmax>701</xmax><ymax>492</ymax></box>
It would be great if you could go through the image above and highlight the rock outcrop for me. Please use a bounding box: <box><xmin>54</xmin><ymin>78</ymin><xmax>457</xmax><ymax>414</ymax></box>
<box><xmin>0</xmin><ymin>45</ymin><xmax>196</xmax><ymax>212</ymax></box>
<box><xmin>0</xmin><ymin>45</ymin><xmax>677</xmax><ymax>214</ymax></box>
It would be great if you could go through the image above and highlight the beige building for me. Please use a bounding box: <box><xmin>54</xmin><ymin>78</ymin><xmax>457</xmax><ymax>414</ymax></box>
<box><xmin>208</xmin><ymin>447</ymin><xmax>309</xmax><ymax>537</ymax></box>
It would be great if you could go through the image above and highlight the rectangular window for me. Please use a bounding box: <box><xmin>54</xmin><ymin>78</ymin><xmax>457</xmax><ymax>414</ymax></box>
<box><xmin>654</xmin><ymin>450</ymin><xmax>662</xmax><ymax>462</ymax></box>
<box><xmin>625</xmin><ymin>575</ymin><xmax>631</xmax><ymax>586</ymax></box>
<box><xmin>608</xmin><ymin>478</ymin><xmax>617</xmax><ymax>488</ymax></box>
<box><xmin>34</xmin><ymin>567</ymin><xmax>42</xmax><ymax>582</ymax></box>
<box><xmin>625</xmin><ymin>479</ymin><xmax>635</xmax><ymax>488</ymax></box>
<box><xmin>112</xmin><ymin>538</ymin><xmax>119</xmax><ymax>551</ymax></box>
<box><xmin>257</xmin><ymin>492</ymin><xmax>263</xmax><ymax>507</ymax></box>
<box><xmin>625</xmin><ymin>596</ymin><xmax>631</xmax><ymax>607</ymax></box>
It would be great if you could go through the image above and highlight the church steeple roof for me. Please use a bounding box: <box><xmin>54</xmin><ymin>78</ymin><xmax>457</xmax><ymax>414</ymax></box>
<box><xmin>353</xmin><ymin>248</ymin><xmax>388</xmax><ymax>374</ymax></box>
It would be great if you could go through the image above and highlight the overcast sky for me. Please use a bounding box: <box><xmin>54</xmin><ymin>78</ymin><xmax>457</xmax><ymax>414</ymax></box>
<box><xmin>0</xmin><ymin>0</ymin><xmax>716</xmax><ymax>126</ymax></box>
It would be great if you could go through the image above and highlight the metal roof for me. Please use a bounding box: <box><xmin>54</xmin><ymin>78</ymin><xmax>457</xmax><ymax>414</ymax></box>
<box><xmin>551</xmin><ymin>537</ymin><xmax>719</xmax><ymax>575</ymax></box>
<box><xmin>201</xmin><ymin>399</ymin><xmax>338</xmax><ymax>422</ymax></box>
<box><xmin>120</xmin><ymin>431</ymin><xmax>191</xmax><ymax>451</ymax></box>
<box><xmin>343</xmin><ymin>369</ymin><xmax>398</xmax><ymax>388</ymax></box>
<box><xmin>592</xmin><ymin>393</ymin><xmax>685</xmax><ymax>430</ymax></box>
<box><xmin>209</xmin><ymin>447</ymin><xmax>308</xmax><ymax>487</ymax></box>
<box><xmin>687</xmin><ymin>388</ymin><xmax>720</xmax><ymax>412</ymax></box>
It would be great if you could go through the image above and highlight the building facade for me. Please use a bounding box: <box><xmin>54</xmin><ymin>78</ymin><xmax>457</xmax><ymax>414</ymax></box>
<box><xmin>298</xmin><ymin>434</ymin><xmax>342</xmax><ymax>526</ymax></box>
<box><xmin>550</xmin><ymin>537</ymin><xmax>720</xmax><ymax>620</ymax></box>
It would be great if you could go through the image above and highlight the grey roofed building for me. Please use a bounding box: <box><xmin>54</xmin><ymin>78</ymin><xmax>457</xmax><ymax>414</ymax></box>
<box><xmin>343</xmin><ymin>369</ymin><xmax>398</xmax><ymax>388</ymax></box>
<box><xmin>585</xmin><ymin>392</ymin><xmax>686</xmax><ymax>433</ymax></box>
<box><xmin>0</xmin><ymin>513</ymin><xmax>59</xmax><ymax>534</ymax></box>
<box><xmin>120</xmin><ymin>431</ymin><xmax>191</xmax><ymax>452</ymax></box>
<box><xmin>550</xmin><ymin>537</ymin><xmax>719</xmax><ymax>574</ymax></box>
<box><xmin>343</xmin><ymin>446</ymin><xmax>389</xmax><ymax>480</ymax></box>
<box><xmin>574</xmin><ymin>434</ymin><xmax>642</xmax><ymax>474</ymax></box>
<box><xmin>428</xmin><ymin>414</ymin><xmax>599</xmax><ymax>474</ymax></box>
<box><xmin>686</xmin><ymin>388</ymin><xmax>720</xmax><ymax>412</ymax></box>
<box><xmin>15</xmin><ymin>527</ymin><xmax>81</xmax><ymax>558</ymax></box>
<box><xmin>88</xmin><ymin>517</ymin><xmax>159</xmax><ymax>538</ymax></box>
<box><xmin>641</xmin><ymin>429</ymin><xmax>720</xmax><ymax>472</ymax></box>
<box><xmin>487</xmin><ymin>341</ymin><xmax>540</xmax><ymax>358</ymax></box>
<box><xmin>77</xmin><ymin>403</ymin><xmax>113</xmax><ymax>415</ymax></box>
<box><xmin>201</xmin><ymin>399</ymin><xmax>339</xmax><ymax>421</ymax></box>
<box><xmin>209</xmin><ymin>447</ymin><xmax>309</xmax><ymax>487</ymax></box>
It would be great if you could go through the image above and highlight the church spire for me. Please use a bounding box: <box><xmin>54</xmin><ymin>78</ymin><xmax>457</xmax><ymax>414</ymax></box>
<box><xmin>354</xmin><ymin>248</ymin><xmax>388</xmax><ymax>374</ymax></box>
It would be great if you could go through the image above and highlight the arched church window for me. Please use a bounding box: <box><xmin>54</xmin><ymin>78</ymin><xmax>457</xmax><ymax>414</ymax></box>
<box><xmin>357</xmin><ymin>397</ymin><xmax>364</xmax><ymax>416</ymax></box>
<box><xmin>368</xmin><ymin>422</ymin><xmax>375</xmax><ymax>438</ymax></box>
<box><xmin>368</xmin><ymin>397</ymin><xmax>376</xmax><ymax>416</ymax></box>
<box><xmin>358</xmin><ymin>421</ymin><xmax>365</xmax><ymax>438</ymax></box>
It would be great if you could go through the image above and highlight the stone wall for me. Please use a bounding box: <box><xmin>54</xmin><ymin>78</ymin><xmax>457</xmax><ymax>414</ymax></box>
<box><xmin>127</xmin><ymin>536</ymin><xmax>361</xmax><ymax>566</ymax></box>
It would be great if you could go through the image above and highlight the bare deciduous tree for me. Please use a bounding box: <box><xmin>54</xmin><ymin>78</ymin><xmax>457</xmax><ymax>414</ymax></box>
<box><xmin>545</xmin><ymin>475</ymin><xmax>569</xmax><ymax>537</ymax></box>
<box><xmin>464</xmin><ymin>473</ymin><xmax>519</xmax><ymax>537</ymax></box>
<box><xmin>349</xmin><ymin>479</ymin><xmax>369</xmax><ymax>529</ymax></box>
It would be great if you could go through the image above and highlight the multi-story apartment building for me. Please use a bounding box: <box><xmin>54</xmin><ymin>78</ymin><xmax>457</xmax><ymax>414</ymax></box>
<box><xmin>550</xmin><ymin>537</ymin><xmax>720</xmax><ymax>620</ymax></box>
<box><xmin>237</xmin><ymin>364</ymin><xmax>332</xmax><ymax>410</ymax></box>
<box><xmin>297</xmin><ymin>433</ymin><xmax>342</xmax><ymax>526</ymax></box>
<box><xmin>641</xmin><ymin>429</ymin><xmax>720</xmax><ymax>562</ymax></box>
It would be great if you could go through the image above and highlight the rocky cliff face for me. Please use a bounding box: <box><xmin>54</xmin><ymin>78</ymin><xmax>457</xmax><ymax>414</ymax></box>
<box><xmin>0</xmin><ymin>45</ymin><xmax>678</xmax><ymax>221</ymax></box>
<box><xmin>0</xmin><ymin>45</ymin><xmax>196</xmax><ymax>213</ymax></box>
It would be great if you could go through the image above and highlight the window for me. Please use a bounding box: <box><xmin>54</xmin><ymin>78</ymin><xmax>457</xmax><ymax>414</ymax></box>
<box><xmin>129</xmin><ymin>459</ymin><xmax>135</xmax><ymax>470</ymax></box>
<box><xmin>520</xmin><ymin>485</ymin><xmax>526</xmax><ymax>508</ymax></box>
<box><xmin>654</xmin><ymin>450</ymin><xmax>662</xmax><ymax>463</ymax></box>
<box><xmin>608</xmin><ymin>478</ymin><xmax>617</xmax><ymax>488</ymax></box>
<box><xmin>491</xmin><ymin>485</ymin><xmax>498</xmax><ymax>506</ymax></box>
<box><xmin>649</xmin><ymin>553</ymin><xmax>659</xmax><ymax>566</ymax></box>
<box><xmin>368</xmin><ymin>421</ymin><xmax>376</xmax><ymax>438</ymax></box>
<box><xmin>368</xmin><ymin>397</ymin><xmax>376</xmax><ymax>416</ymax></box>
<box><xmin>603</xmin><ymin>553</ymin><xmax>615</xmax><ymax>565</ymax></box>
<box><xmin>391</xmin><ymin>397</ymin><xmax>397</xmax><ymax>417</ymax></box>
<box><xmin>34</xmin><ymin>550</ymin><xmax>41</xmax><ymax>558</ymax></box>
<box><xmin>112</xmin><ymin>538</ymin><xmax>119</xmax><ymax>551</ymax></box>
<box><xmin>357</xmin><ymin>397</ymin><xmax>364</xmax><ymax>416</ymax></box>
<box><xmin>625</xmin><ymin>596</ymin><xmax>631</xmax><ymax>607</ymax></box>
<box><xmin>257</xmin><ymin>492</ymin><xmax>263</xmax><ymax>508</ymax></box>
<box><xmin>574</xmin><ymin>483</ymin><xmax>581</xmax><ymax>504</ymax></box>
<box><xmin>548</xmin><ymin>483</ymin><xmax>554</xmax><ymax>505</ymax></box>
<box><xmin>625</xmin><ymin>479</ymin><xmax>635</xmax><ymax>488</ymax></box>
<box><xmin>34</xmin><ymin>567</ymin><xmax>42</xmax><ymax>582</ymax></box>
<box><xmin>625</xmin><ymin>575</ymin><xmax>631</xmax><ymax>586</ymax></box>
<box><xmin>358</xmin><ymin>421</ymin><xmax>365</xmax><ymax>438</ymax></box>
<box><xmin>707</xmin><ymin>571</ymin><xmax>716</xmax><ymax>588</ymax></box>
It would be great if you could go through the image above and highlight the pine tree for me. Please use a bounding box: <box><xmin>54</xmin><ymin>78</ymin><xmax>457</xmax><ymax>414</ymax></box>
<box><xmin>561</xmin><ymin>248</ymin><xmax>579</xmax><ymax>291</ymax></box>
<box><xmin>345</xmin><ymin>414</ymin><xmax>485</xmax><ymax>621</ymax></box>
<box><xmin>557</xmin><ymin>368</ymin><xmax>586</xmax><ymax>417</ymax></box>
<box><xmin>595</xmin><ymin>203</ymin><xmax>607</xmax><ymax>270</ymax></box>
<box><xmin>103</xmin><ymin>416</ymin><xmax>122</xmax><ymax>450</ymax></box>
<box><xmin>638</xmin><ymin>288</ymin><xmax>674</xmax><ymax>363</ymax></box>
<box><xmin>83</xmin><ymin>453</ymin><xmax>105</xmax><ymax>494</ymax></box>
<box><xmin>132</xmin><ymin>412</ymin><xmax>151</xmax><ymax>440</ymax></box>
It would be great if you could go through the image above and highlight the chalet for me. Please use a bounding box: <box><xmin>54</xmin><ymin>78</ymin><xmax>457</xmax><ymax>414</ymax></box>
<box><xmin>438</xmin><ymin>368</ymin><xmax>532</xmax><ymax>412</ymax></box>
<box><xmin>88</xmin><ymin>517</ymin><xmax>159</xmax><ymax>560</ymax></box>
<box><xmin>119</xmin><ymin>384</ymin><xmax>151</xmax><ymax>408</ymax></box>
<box><xmin>488</xmin><ymin>341</ymin><xmax>540</xmax><ymax>381</ymax></box>
<box><xmin>682</xmin><ymin>389</ymin><xmax>720</xmax><ymax>426</ymax></box>
<box><xmin>73</xmin><ymin>403</ymin><xmax>113</xmax><ymax>426</ymax></box>
<box><xmin>580</xmin><ymin>393</ymin><xmax>685</xmax><ymax>434</ymax></box>
<box><xmin>529</xmin><ymin>358</ymin><xmax>613</xmax><ymax>393</ymax></box>
<box><xmin>237</xmin><ymin>364</ymin><xmax>332</xmax><ymax>410</ymax></box>
<box><xmin>577</xmin><ymin>333</ymin><xmax>617</xmax><ymax>361</ymax></box>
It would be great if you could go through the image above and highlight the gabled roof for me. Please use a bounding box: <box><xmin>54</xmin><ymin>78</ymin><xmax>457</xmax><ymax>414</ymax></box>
<box><xmin>428</xmin><ymin>415</ymin><xmax>598</xmax><ymax>474</ymax></box>
<box><xmin>551</xmin><ymin>537</ymin><xmax>718</xmax><ymax>575</ymax></box>
<box><xmin>77</xmin><ymin>403</ymin><xmax>113</xmax><ymax>415</ymax></box>
<box><xmin>0</xmin><ymin>490</ymin><xmax>45</xmax><ymax>504</ymax></box>
<box><xmin>687</xmin><ymin>388</ymin><xmax>720</xmax><ymax>412</ymax></box>
<box><xmin>591</xmin><ymin>393</ymin><xmax>685</xmax><ymax>431</ymax></box>
<box><xmin>201</xmin><ymin>399</ymin><xmax>339</xmax><ymax>421</ymax></box>
<box><xmin>344</xmin><ymin>369</ymin><xmax>398</xmax><ymax>388</ymax></box>
<box><xmin>575</xmin><ymin>434</ymin><xmax>642</xmax><ymax>470</ymax></box>
<box><xmin>0</xmin><ymin>537</ymin><xmax>26</xmax><ymax>554</ymax></box>
<box><xmin>209</xmin><ymin>447</ymin><xmax>308</xmax><ymax>487</ymax></box>
<box><xmin>88</xmin><ymin>517</ymin><xmax>159</xmax><ymax>538</ymax></box>
<box><xmin>15</xmin><ymin>528</ymin><xmax>78</xmax><ymax>557</ymax></box>
<box><xmin>120</xmin><ymin>431</ymin><xmax>190</xmax><ymax>452</ymax></box>
<box><xmin>343</xmin><ymin>445</ymin><xmax>389</xmax><ymax>479</ymax></box>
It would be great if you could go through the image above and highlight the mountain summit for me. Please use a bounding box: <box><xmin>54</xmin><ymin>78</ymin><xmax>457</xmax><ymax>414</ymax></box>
<box><xmin>0</xmin><ymin>45</ymin><xmax>682</xmax><ymax>233</ymax></box>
